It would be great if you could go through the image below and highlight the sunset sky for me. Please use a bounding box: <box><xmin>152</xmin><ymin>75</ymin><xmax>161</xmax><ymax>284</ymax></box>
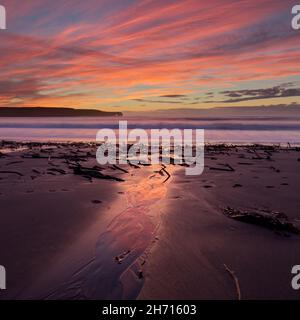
<box><xmin>0</xmin><ymin>0</ymin><xmax>300</xmax><ymax>111</ymax></box>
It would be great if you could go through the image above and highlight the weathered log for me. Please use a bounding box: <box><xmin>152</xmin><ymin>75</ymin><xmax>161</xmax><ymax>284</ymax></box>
<box><xmin>223</xmin><ymin>207</ymin><xmax>300</xmax><ymax>235</ymax></box>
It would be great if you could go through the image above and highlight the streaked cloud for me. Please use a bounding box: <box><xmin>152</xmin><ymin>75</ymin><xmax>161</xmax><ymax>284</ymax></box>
<box><xmin>0</xmin><ymin>0</ymin><xmax>299</xmax><ymax>110</ymax></box>
<box><xmin>205</xmin><ymin>83</ymin><xmax>300</xmax><ymax>103</ymax></box>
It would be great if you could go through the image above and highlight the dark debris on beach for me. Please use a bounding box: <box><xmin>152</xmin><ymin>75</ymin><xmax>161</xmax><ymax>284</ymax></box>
<box><xmin>223</xmin><ymin>207</ymin><xmax>300</xmax><ymax>236</ymax></box>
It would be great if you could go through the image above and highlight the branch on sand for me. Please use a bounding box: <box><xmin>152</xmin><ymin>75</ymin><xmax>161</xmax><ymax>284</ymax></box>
<box><xmin>128</xmin><ymin>162</ymin><xmax>140</xmax><ymax>169</ymax></box>
<box><xmin>47</xmin><ymin>168</ymin><xmax>66</xmax><ymax>175</ymax></box>
<box><xmin>73</xmin><ymin>165</ymin><xmax>124</xmax><ymax>182</ymax></box>
<box><xmin>209</xmin><ymin>163</ymin><xmax>235</xmax><ymax>172</ymax></box>
<box><xmin>223</xmin><ymin>207</ymin><xmax>300</xmax><ymax>235</ymax></box>
<box><xmin>112</xmin><ymin>164</ymin><xmax>129</xmax><ymax>174</ymax></box>
<box><xmin>0</xmin><ymin>170</ymin><xmax>24</xmax><ymax>176</ymax></box>
<box><xmin>157</xmin><ymin>165</ymin><xmax>171</xmax><ymax>183</ymax></box>
<box><xmin>224</xmin><ymin>264</ymin><xmax>241</xmax><ymax>300</ymax></box>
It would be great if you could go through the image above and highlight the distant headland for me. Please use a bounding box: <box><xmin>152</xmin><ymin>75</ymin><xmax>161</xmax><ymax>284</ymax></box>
<box><xmin>0</xmin><ymin>107</ymin><xmax>123</xmax><ymax>117</ymax></box>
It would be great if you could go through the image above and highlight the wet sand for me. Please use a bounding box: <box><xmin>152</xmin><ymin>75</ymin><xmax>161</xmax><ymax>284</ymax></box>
<box><xmin>0</xmin><ymin>142</ymin><xmax>300</xmax><ymax>300</ymax></box>
<box><xmin>139</xmin><ymin>145</ymin><xmax>300</xmax><ymax>300</ymax></box>
<box><xmin>0</xmin><ymin>141</ymin><xmax>173</xmax><ymax>299</ymax></box>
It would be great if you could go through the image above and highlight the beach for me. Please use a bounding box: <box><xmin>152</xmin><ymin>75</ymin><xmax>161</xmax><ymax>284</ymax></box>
<box><xmin>0</xmin><ymin>141</ymin><xmax>300</xmax><ymax>300</ymax></box>
<box><xmin>1</xmin><ymin>0</ymin><xmax>300</xmax><ymax>308</ymax></box>
<box><xmin>139</xmin><ymin>145</ymin><xmax>300</xmax><ymax>300</ymax></box>
<box><xmin>0</xmin><ymin>141</ymin><xmax>174</xmax><ymax>299</ymax></box>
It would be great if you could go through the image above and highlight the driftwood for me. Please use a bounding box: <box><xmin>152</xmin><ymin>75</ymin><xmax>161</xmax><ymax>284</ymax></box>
<box><xmin>112</xmin><ymin>165</ymin><xmax>129</xmax><ymax>174</ymax></box>
<box><xmin>64</xmin><ymin>155</ymin><xmax>88</xmax><ymax>162</ymax></box>
<box><xmin>238</xmin><ymin>162</ymin><xmax>253</xmax><ymax>166</ymax></box>
<box><xmin>92</xmin><ymin>165</ymin><xmax>105</xmax><ymax>171</ymax></box>
<box><xmin>5</xmin><ymin>161</ymin><xmax>24</xmax><ymax>166</ymax></box>
<box><xmin>264</xmin><ymin>150</ymin><xmax>273</xmax><ymax>157</ymax></box>
<box><xmin>47</xmin><ymin>168</ymin><xmax>66</xmax><ymax>175</ymax></box>
<box><xmin>252</xmin><ymin>151</ymin><xmax>264</xmax><ymax>160</ymax></box>
<box><xmin>48</xmin><ymin>159</ymin><xmax>60</xmax><ymax>167</ymax></box>
<box><xmin>0</xmin><ymin>170</ymin><xmax>24</xmax><ymax>176</ymax></box>
<box><xmin>210</xmin><ymin>163</ymin><xmax>235</xmax><ymax>172</ymax></box>
<box><xmin>22</xmin><ymin>153</ymin><xmax>44</xmax><ymax>159</ymax></box>
<box><xmin>224</xmin><ymin>264</ymin><xmax>241</xmax><ymax>300</ymax></box>
<box><xmin>161</xmin><ymin>166</ymin><xmax>171</xmax><ymax>183</ymax></box>
<box><xmin>114</xmin><ymin>250</ymin><xmax>131</xmax><ymax>264</ymax></box>
<box><xmin>232</xmin><ymin>184</ymin><xmax>242</xmax><ymax>188</ymax></box>
<box><xmin>128</xmin><ymin>162</ymin><xmax>140</xmax><ymax>169</ymax></box>
<box><xmin>68</xmin><ymin>163</ymin><xmax>104</xmax><ymax>172</ymax></box>
<box><xmin>22</xmin><ymin>152</ymin><xmax>87</xmax><ymax>162</ymax></box>
<box><xmin>155</xmin><ymin>165</ymin><xmax>171</xmax><ymax>183</ymax></box>
<box><xmin>269</xmin><ymin>166</ymin><xmax>280</xmax><ymax>173</ymax></box>
<box><xmin>223</xmin><ymin>207</ymin><xmax>300</xmax><ymax>235</ymax></box>
<box><xmin>22</xmin><ymin>153</ymin><xmax>61</xmax><ymax>160</ymax></box>
<box><xmin>73</xmin><ymin>165</ymin><xmax>124</xmax><ymax>182</ymax></box>
<box><xmin>139</xmin><ymin>162</ymin><xmax>151</xmax><ymax>167</ymax></box>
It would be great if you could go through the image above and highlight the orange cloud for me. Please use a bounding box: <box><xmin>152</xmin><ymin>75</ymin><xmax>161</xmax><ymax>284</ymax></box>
<box><xmin>0</xmin><ymin>0</ymin><xmax>299</xmax><ymax>110</ymax></box>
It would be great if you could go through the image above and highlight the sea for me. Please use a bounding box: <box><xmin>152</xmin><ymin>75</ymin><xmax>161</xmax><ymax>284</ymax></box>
<box><xmin>0</xmin><ymin>116</ymin><xmax>300</xmax><ymax>145</ymax></box>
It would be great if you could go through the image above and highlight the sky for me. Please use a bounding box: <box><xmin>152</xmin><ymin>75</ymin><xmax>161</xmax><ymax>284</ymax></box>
<box><xmin>0</xmin><ymin>0</ymin><xmax>300</xmax><ymax>112</ymax></box>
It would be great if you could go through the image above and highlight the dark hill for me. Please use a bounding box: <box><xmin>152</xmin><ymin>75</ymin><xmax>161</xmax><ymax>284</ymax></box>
<box><xmin>0</xmin><ymin>107</ymin><xmax>123</xmax><ymax>117</ymax></box>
